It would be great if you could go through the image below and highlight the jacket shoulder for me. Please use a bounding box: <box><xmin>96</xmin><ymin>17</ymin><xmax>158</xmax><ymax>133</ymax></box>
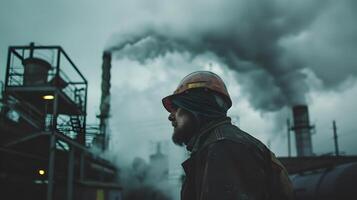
<box><xmin>201</xmin><ymin>123</ymin><xmax>268</xmax><ymax>154</ymax></box>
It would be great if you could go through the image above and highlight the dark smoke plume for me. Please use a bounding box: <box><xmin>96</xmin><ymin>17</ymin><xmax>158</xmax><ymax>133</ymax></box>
<box><xmin>107</xmin><ymin>0</ymin><xmax>357</xmax><ymax>112</ymax></box>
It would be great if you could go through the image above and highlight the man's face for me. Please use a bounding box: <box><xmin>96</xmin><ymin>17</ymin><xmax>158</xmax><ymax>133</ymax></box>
<box><xmin>168</xmin><ymin>107</ymin><xmax>197</xmax><ymax>146</ymax></box>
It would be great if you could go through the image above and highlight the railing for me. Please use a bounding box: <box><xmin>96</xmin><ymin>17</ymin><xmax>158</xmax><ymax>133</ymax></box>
<box><xmin>4</xmin><ymin>44</ymin><xmax>89</xmax><ymax>147</ymax></box>
<box><xmin>7</xmin><ymin>70</ymin><xmax>86</xmax><ymax>113</ymax></box>
<box><xmin>56</xmin><ymin>121</ymin><xmax>101</xmax><ymax>148</ymax></box>
<box><xmin>8</xmin><ymin>66</ymin><xmax>24</xmax><ymax>86</ymax></box>
<box><xmin>56</xmin><ymin>115</ymin><xmax>81</xmax><ymax>140</ymax></box>
<box><xmin>5</xmin><ymin>44</ymin><xmax>88</xmax><ymax>113</ymax></box>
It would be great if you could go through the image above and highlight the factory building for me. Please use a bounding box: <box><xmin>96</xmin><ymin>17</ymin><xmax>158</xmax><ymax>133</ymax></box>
<box><xmin>279</xmin><ymin>105</ymin><xmax>357</xmax><ymax>200</ymax></box>
<box><xmin>2</xmin><ymin>43</ymin><xmax>357</xmax><ymax>200</ymax></box>
<box><xmin>0</xmin><ymin>43</ymin><xmax>122</xmax><ymax>200</ymax></box>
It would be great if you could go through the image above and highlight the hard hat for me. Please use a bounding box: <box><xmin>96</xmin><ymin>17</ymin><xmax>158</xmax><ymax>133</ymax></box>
<box><xmin>162</xmin><ymin>71</ymin><xmax>232</xmax><ymax>112</ymax></box>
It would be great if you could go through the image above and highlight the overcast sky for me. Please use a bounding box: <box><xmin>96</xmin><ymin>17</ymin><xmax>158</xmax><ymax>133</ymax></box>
<box><xmin>1</xmin><ymin>0</ymin><xmax>357</xmax><ymax>176</ymax></box>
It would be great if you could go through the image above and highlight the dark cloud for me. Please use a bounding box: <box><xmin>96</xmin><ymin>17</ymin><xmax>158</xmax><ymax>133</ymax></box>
<box><xmin>282</xmin><ymin>0</ymin><xmax>357</xmax><ymax>89</ymax></box>
<box><xmin>107</xmin><ymin>0</ymin><xmax>357</xmax><ymax>112</ymax></box>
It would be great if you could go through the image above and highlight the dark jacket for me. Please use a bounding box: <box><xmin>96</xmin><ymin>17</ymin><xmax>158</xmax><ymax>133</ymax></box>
<box><xmin>181</xmin><ymin>118</ymin><xmax>293</xmax><ymax>200</ymax></box>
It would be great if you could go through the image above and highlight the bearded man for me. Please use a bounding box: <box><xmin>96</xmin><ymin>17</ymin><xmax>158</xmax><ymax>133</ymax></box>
<box><xmin>162</xmin><ymin>71</ymin><xmax>293</xmax><ymax>200</ymax></box>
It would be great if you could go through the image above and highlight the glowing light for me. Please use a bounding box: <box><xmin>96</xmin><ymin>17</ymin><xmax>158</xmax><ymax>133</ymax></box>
<box><xmin>38</xmin><ymin>169</ymin><xmax>46</xmax><ymax>176</ymax></box>
<box><xmin>43</xmin><ymin>95</ymin><xmax>54</xmax><ymax>100</ymax></box>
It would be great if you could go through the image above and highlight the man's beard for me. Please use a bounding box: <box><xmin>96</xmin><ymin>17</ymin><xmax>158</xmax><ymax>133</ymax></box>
<box><xmin>172</xmin><ymin>128</ymin><xmax>189</xmax><ymax>146</ymax></box>
<box><xmin>172</xmin><ymin>121</ymin><xmax>197</xmax><ymax>146</ymax></box>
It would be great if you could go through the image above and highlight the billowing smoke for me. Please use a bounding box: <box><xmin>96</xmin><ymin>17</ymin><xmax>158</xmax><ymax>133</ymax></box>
<box><xmin>103</xmin><ymin>0</ymin><xmax>357</xmax><ymax>197</ymax></box>
<box><xmin>107</xmin><ymin>0</ymin><xmax>357</xmax><ymax>112</ymax></box>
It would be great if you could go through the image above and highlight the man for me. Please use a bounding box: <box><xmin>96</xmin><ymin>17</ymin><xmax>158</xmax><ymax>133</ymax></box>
<box><xmin>162</xmin><ymin>71</ymin><xmax>293</xmax><ymax>200</ymax></box>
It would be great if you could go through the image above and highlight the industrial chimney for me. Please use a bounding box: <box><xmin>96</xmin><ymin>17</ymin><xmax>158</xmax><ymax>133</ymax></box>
<box><xmin>292</xmin><ymin>105</ymin><xmax>314</xmax><ymax>157</ymax></box>
<box><xmin>97</xmin><ymin>51</ymin><xmax>112</xmax><ymax>151</ymax></box>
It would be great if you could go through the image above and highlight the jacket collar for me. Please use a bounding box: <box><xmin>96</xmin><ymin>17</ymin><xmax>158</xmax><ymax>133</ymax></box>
<box><xmin>186</xmin><ymin>117</ymin><xmax>231</xmax><ymax>153</ymax></box>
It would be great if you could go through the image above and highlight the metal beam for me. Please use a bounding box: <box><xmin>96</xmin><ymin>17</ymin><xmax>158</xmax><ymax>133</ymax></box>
<box><xmin>47</xmin><ymin>133</ymin><xmax>56</xmax><ymax>200</ymax></box>
<box><xmin>47</xmin><ymin>90</ymin><xmax>59</xmax><ymax>200</ymax></box>
<box><xmin>67</xmin><ymin>148</ymin><xmax>75</xmax><ymax>200</ymax></box>
<box><xmin>9</xmin><ymin>45</ymin><xmax>62</xmax><ymax>50</ymax></box>
<box><xmin>56</xmin><ymin>49</ymin><xmax>61</xmax><ymax>78</ymax></box>
<box><xmin>56</xmin><ymin>140</ymin><xmax>69</xmax><ymax>151</ymax></box>
<box><xmin>287</xmin><ymin>119</ymin><xmax>291</xmax><ymax>157</ymax></box>
<box><xmin>3</xmin><ymin>132</ymin><xmax>45</xmax><ymax>147</ymax></box>
<box><xmin>6</xmin><ymin>85</ymin><xmax>56</xmax><ymax>92</ymax></box>
<box><xmin>11</xmin><ymin>49</ymin><xmax>24</xmax><ymax>61</ymax></box>
<box><xmin>83</xmin><ymin>84</ymin><xmax>88</xmax><ymax>146</ymax></box>
<box><xmin>67</xmin><ymin>82</ymin><xmax>86</xmax><ymax>85</ymax></box>
<box><xmin>5</xmin><ymin>47</ymin><xmax>12</xmax><ymax>89</ymax></box>
<box><xmin>79</xmin><ymin>152</ymin><xmax>85</xmax><ymax>181</ymax></box>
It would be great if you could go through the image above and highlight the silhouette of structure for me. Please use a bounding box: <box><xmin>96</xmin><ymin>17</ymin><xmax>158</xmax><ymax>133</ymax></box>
<box><xmin>0</xmin><ymin>43</ymin><xmax>122</xmax><ymax>200</ymax></box>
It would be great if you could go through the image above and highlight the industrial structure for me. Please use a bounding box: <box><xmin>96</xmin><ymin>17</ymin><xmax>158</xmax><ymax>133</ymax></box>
<box><xmin>149</xmin><ymin>142</ymin><xmax>169</xmax><ymax>182</ymax></box>
<box><xmin>279</xmin><ymin>105</ymin><xmax>357</xmax><ymax>200</ymax></box>
<box><xmin>0</xmin><ymin>43</ymin><xmax>122</xmax><ymax>200</ymax></box>
<box><xmin>291</xmin><ymin>105</ymin><xmax>314</xmax><ymax>157</ymax></box>
<box><xmin>96</xmin><ymin>51</ymin><xmax>112</xmax><ymax>151</ymax></box>
<box><xmin>2</xmin><ymin>43</ymin><xmax>357</xmax><ymax>200</ymax></box>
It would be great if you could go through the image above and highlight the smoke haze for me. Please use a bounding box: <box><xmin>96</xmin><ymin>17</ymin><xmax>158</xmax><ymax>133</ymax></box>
<box><xmin>108</xmin><ymin>0</ymin><xmax>357</xmax><ymax>112</ymax></box>
<box><xmin>1</xmin><ymin>1</ymin><xmax>357</xmax><ymax>198</ymax></box>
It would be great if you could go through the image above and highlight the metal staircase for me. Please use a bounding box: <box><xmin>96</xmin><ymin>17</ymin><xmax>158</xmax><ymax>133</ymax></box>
<box><xmin>70</xmin><ymin>115</ymin><xmax>83</xmax><ymax>132</ymax></box>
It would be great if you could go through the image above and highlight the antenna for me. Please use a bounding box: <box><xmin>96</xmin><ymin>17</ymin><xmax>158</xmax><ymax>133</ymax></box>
<box><xmin>332</xmin><ymin>120</ymin><xmax>340</xmax><ymax>156</ymax></box>
<box><xmin>287</xmin><ymin>119</ymin><xmax>291</xmax><ymax>157</ymax></box>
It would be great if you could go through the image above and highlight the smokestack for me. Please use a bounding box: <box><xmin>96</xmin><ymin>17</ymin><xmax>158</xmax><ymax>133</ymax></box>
<box><xmin>98</xmin><ymin>51</ymin><xmax>112</xmax><ymax>151</ymax></box>
<box><xmin>292</xmin><ymin>105</ymin><xmax>314</xmax><ymax>157</ymax></box>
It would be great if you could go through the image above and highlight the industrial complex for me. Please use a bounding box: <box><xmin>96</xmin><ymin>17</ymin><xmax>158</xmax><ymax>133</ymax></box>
<box><xmin>1</xmin><ymin>43</ymin><xmax>357</xmax><ymax>200</ymax></box>
<box><xmin>0</xmin><ymin>43</ymin><xmax>121</xmax><ymax>200</ymax></box>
